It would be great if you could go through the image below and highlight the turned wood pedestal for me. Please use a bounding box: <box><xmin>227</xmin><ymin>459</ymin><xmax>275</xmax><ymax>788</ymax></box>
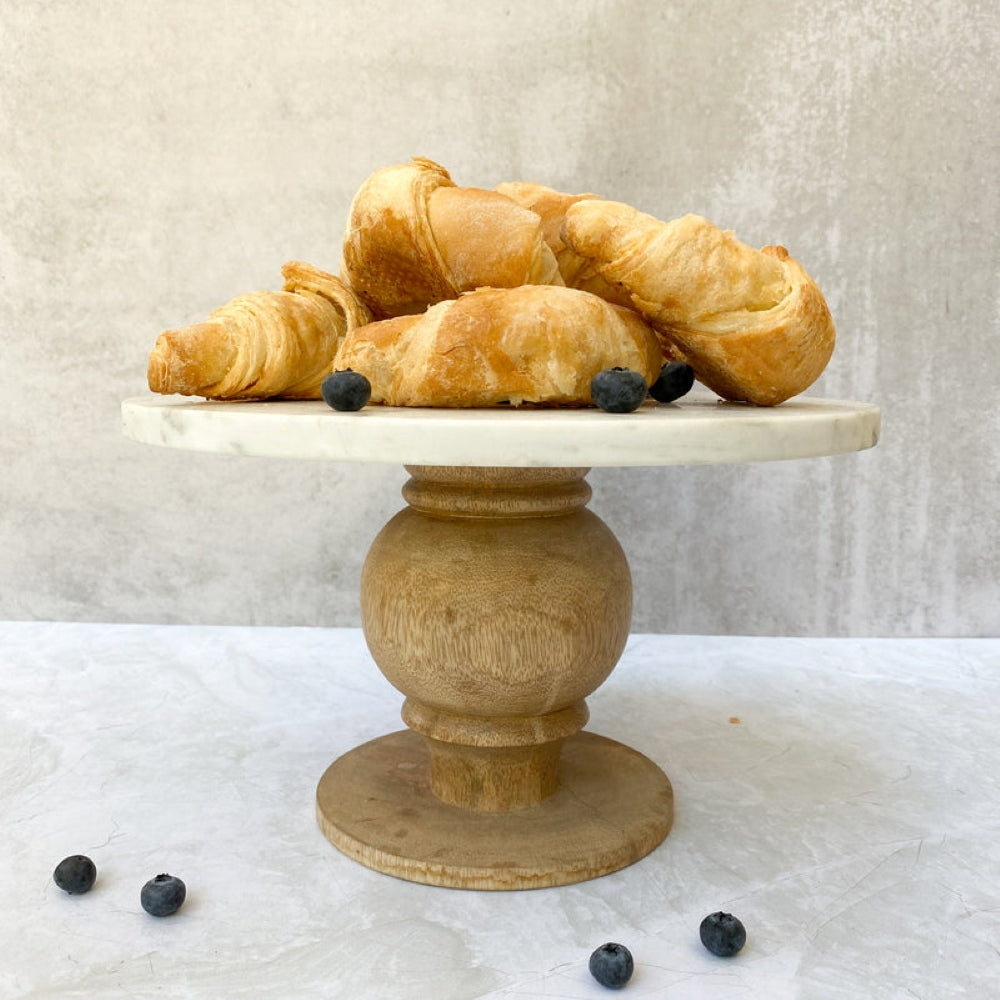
<box><xmin>316</xmin><ymin>464</ymin><xmax>673</xmax><ymax>888</ymax></box>
<box><xmin>121</xmin><ymin>394</ymin><xmax>880</xmax><ymax>890</ymax></box>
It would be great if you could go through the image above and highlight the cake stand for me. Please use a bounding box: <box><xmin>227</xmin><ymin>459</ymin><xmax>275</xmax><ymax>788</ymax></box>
<box><xmin>121</xmin><ymin>393</ymin><xmax>880</xmax><ymax>890</ymax></box>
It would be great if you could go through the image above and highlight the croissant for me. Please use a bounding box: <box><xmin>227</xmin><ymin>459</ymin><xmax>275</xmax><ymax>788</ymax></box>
<box><xmin>561</xmin><ymin>200</ymin><xmax>836</xmax><ymax>405</ymax></box>
<box><xmin>494</xmin><ymin>181</ymin><xmax>633</xmax><ymax>308</ymax></box>
<box><xmin>339</xmin><ymin>158</ymin><xmax>563</xmax><ymax>320</ymax></box>
<box><xmin>333</xmin><ymin>284</ymin><xmax>663</xmax><ymax>407</ymax></box>
<box><xmin>147</xmin><ymin>261</ymin><xmax>372</xmax><ymax>400</ymax></box>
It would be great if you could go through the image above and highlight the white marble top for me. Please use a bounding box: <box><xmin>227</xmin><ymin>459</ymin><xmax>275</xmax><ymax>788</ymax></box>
<box><xmin>3</xmin><ymin>622</ymin><xmax>997</xmax><ymax>999</ymax></box>
<box><xmin>121</xmin><ymin>391</ymin><xmax>880</xmax><ymax>467</ymax></box>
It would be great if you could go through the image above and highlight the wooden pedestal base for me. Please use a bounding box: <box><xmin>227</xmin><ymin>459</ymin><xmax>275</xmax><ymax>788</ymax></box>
<box><xmin>316</xmin><ymin>729</ymin><xmax>673</xmax><ymax>890</ymax></box>
<box><xmin>316</xmin><ymin>465</ymin><xmax>674</xmax><ymax>889</ymax></box>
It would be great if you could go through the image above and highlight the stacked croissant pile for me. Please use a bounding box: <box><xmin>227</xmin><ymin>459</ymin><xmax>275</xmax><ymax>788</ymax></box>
<box><xmin>146</xmin><ymin>157</ymin><xmax>835</xmax><ymax>409</ymax></box>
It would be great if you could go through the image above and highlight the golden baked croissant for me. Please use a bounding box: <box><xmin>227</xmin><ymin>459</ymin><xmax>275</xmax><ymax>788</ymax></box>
<box><xmin>494</xmin><ymin>181</ymin><xmax>633</xmax><ymax>308</ymax></box>
<box><xmin>147</xmin><ymin>261</ymin><xmax>372</xmax><ymax>400</ymax></box>
<box><xmin>561</xmin><ymin>200</ymin><xmax>836</xmax><ymax>405</ymax></box>
<box><xmin>340</xmin><ymin>158</ymin><xmax>563</xmax><ymax>320</ymax></box>
<box><xmin>333</xmin><ymin>284</ymin><xmax>663</xmax><ymax>407</ymax></box>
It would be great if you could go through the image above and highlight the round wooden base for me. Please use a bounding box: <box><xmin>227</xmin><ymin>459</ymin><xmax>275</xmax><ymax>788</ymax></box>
<box><xmin>316</xmin><ymin>729</ymin><xmax>674</xmax><ymax>890</ymax></box>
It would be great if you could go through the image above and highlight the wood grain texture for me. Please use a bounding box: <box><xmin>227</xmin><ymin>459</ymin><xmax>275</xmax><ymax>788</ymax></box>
<box><xmin>361</xmin><ymin>466</ymin><xmax>632</xmax><ymax>810</ymax></box>
<box><xmin>316</xmin><ymin>729</ymin><xmax>674</xmax><ymax>890</ymax></box>
<box><xmin>316</xmin><ymin>465</ymin><xmax>673</xmax><ymax>886</ymax></box>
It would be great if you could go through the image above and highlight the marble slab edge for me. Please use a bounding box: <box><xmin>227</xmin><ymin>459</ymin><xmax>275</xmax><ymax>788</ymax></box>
<box><xmin>120</xmin><ymin>394</ymin><xmax>881</xmax><ymax>468</ymax></box>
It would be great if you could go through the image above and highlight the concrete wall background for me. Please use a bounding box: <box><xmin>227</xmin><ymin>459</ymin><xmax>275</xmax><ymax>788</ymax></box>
<box><xmin>1</xmin><ymin>0</ymin><xmax>996</xmax><ymax>636</ymax></box>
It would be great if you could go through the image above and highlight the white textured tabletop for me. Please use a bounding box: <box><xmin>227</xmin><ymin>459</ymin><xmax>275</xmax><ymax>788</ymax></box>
<box><xmin>120</xmin><ymin>392</ymin><xmax>880</xmax><ymax>467</ymax></box>
<box><xmin>2</xmin><ymin>622</ymin><xmax>997</xmax><ymax>999</ymax></box>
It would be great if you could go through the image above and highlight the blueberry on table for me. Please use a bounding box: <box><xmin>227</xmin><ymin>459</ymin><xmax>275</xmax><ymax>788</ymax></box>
<box><xmin>590</xmin><ymin>367</ymin><xmax>648</xmax><ymax>413</ymax></box>
<box><xmin>699</xmin><ymin>911</ymin><xmax>746</xmax><ymax>956</ymax></box>
<box><xmin>589</xmin><ymin>941</ymin><xmax>634</xmax><ymax>988</ymax></box>
<box><xmin>53</xmin><ymin>855</ymin><xmax>97</xmax><ymax>894</ymax></box>
<box><xmin>649</xmin><ymin>361</ymin><xmax>695</xmax><ymax>403</ymax></box>
<box><xmin>140</xmin><ymin>873</ymin><xmax>187</xmax><ymax>916</ymax></box>
<box><xmin>321</xmin><ymin>369</ymin><xmax>371</xmax><ymax>411</ymax></box>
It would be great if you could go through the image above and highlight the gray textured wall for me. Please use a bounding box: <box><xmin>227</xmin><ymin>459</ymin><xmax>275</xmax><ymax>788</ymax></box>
<box><xmin>1</xmin><ymin>1</ymin><xmax>997</xmax><ymax>636</ymax></box>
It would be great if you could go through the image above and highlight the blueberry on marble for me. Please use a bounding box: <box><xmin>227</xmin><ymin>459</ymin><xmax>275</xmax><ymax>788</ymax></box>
<box><xmin>590</xmin><ymin>367</ymin><xmax>648</xmax><ymax>413</ymax></box>
<box><xmin>699</xmin><ymin>911</ymin><xmax>746</xmax><ymax>956</ymax></box>
<box><xmin>140</xmin><ymin>873</ymin><xmax>187</xmax><ymax>916</ymax></box>
<box><xmin>321</xmin><ymin>369</ymin><xmax>371</xmax><ymax>411</ymax></box>
<box><xmin>589</xmin><ymin>942</ymin><xmax>634</xmax><ymax>988</ymax></box>
<box><xmin>649</xmin><ymin>361</ymin><xmax>695</xmax><ymax>403</ymax></box>
<box><xmin>53</xmin><ymin>854</ymin><xmax>97</xmax><ymax>894</ymax></box>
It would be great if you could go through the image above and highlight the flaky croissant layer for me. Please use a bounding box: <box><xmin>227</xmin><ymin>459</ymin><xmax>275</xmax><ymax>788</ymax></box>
<box><xmin>493</xmin><ymin>181</ymin><xmax>634</xmax><ymax>307</ymax></box>
<box><xmin>333</xmin><ymin>284</ymin><xmax>663</xmax><ymax>408</ymax></box>
<box><xmin>561</xmin><ymin>201</ymin><xmax>836</xmax><ymax>405</ymax></box>
<box><xmin>339</xmin><ymin>158</ymin><xmax>563</xmax><ymax>320</ymax></box>
<box><xmin>147</xmin><ymin>262</ymin><xmax>372</xmax><ymax>400</ymax></box>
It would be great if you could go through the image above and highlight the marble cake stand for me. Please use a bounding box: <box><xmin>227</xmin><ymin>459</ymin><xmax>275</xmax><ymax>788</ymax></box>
<box><xmin>121</xmin><ymin>393</ymin><xmax>880</xmax><ymax>890</ymax></box>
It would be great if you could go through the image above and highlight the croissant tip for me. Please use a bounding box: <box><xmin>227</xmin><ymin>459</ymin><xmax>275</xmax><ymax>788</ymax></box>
<box><xmin>146</xmin><ymin>354</ymin><xmax>167</xmax><ymax>393</ymax></box>
<box><xmin>146</xmin><ymin>323</ymin><xmax>229</xmax><ymax>396</ymax></box>
<box><xmin>146</xmin><ymin>333</ymin><xmax>188</xmax><ymax>395</ymax></box>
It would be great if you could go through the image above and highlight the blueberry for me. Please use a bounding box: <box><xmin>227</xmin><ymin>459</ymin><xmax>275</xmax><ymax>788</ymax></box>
<box><xmin>53</xmin><ymin>855</ymin><xmax>97</xmax><ymax>894</ymax></box>
<box><xmin>140</xmin><ymin>873</ymin><xmax>186</xmax><ymax>916</ymax></box>
<box><xmin>649</xmin><ymin>361</ymin><xmax>695</xmax><ymax>403</ymax></box>
<box><xmin>321</xmin><ymin>369</ymin><xmax>371</xmax><ymax>411</ymax></box>
<box><xmin>590</xmin><ymin>367</ymin><xmax>648</xmax><ymax>413</ymax></box>
<box><xmin>589</xmin><ymin>942</ymin><xmax>634</xmax><ymax>989</ymax></box>
<box><xmin>699</xmin><ymin>911</ymin><xmax>746</xmax><ymax>957</ymax></box>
